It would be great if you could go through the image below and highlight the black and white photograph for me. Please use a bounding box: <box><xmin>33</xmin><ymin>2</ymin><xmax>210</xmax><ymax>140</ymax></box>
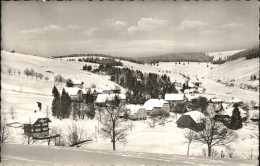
<box><xmin>1</xmin><ymin>1</ymin><xmax>259</xmax><ymax>165</ymax></box>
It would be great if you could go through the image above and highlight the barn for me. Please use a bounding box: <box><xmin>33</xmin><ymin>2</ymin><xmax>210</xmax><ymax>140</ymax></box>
<box><xmin>176</xmin><ymin>111</ymin><xmax>206</xmax><ymax>131</ymax></box>
<box><xmin>22</xmin><ymin>111</ymin><xmax>51</xmax><ymax>138</ymax></box>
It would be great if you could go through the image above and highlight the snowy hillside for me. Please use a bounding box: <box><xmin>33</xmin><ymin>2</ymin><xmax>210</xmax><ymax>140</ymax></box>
<box><xmin>209</xmin><ymin>58</ymin><xmax>259</xmax><ymax>86</ymax></box>
<box><xmin>207</xmin><ymin>49</ymin><xmax>245</xmax><ymax>61</ymax></box>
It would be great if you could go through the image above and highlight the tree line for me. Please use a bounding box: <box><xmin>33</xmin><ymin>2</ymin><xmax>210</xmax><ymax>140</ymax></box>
<box><xmin>83</xmin><ymin>64</ymin><xmax>178</xmax><ymax>100</ymax></box>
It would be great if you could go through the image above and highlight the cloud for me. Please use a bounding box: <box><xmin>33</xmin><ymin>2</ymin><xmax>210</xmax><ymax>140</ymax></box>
<box><xmin>178</xmin><ymin>20</ymin><xmax>206</xmax><ymax>31</ymax></box>
<box><xmin>83</xmin><ymin>27</ymin><xmax>99</xmax><ymax>37</ymax></box>
<box><xmin>103</xmin><ymin>19</ymin><xmax>128</xmax><ymax>30</ymax></box>
<box><xmin>222</xmin><ymin>23</ymin><xmax>243</xmax><ymax>29</ymax></box>
<box><xmin>127</xmin><ymin>18</ymin><xmax>169</xmax><ymax>34</ymax></box>
<box><xmin>20</xmin><ymin>25</ymin><xmax>65</xmax><ymax>34</ymax></box>
<box><xmin>20</xmin><ymin>24</ymin><xmax>80</xmax><ymax>34</ymax></box>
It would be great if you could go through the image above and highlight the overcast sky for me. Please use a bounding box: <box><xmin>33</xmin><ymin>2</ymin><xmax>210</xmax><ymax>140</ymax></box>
<box><xmin>2</xmin><ymin>1</ymin><xmax>258</xmax><ymax>57</ymax></box>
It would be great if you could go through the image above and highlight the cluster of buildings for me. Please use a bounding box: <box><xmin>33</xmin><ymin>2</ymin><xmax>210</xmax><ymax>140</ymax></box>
<box><xmin>21</xmin><ymin>77</ymin><xmax>259</xmax><ymax>138</ymax></box>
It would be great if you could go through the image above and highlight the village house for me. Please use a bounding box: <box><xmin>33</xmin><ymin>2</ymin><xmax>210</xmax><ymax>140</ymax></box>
<box><xmin>209</xmin><ymin>97</ymin><xmax>223</xmax><ymax>104</ymax></box>
<box><xmin>92</xmin><ymin>85</ymin><xmax>121</xmax><ymax>94</ymax></box>
<box><xmin>214</xmin><ymin>106</ymin><xmax>247</xmax><ymax>122</ymax></box>
<box><xmin>190</xmin><ymin>78</ymin><xmax>201</xmax><ymax>87</ymax></box>
<box><xmin>230</xmin><ymin>97</ymin><xmax>243</xmax><ymax>106</ymax></box>
<box><xmin>164</xmin><ymin>93</ymin><xmax>184</xmax><ymax>108</ymax></box>
<box><xmin>176</xmin><ymin>111</ymin><xmax>206</xmax><ymax>132</ymax></box>
<box><xmin>125</xmin><ymin>104</ymin><xmax>147</xmax><ymax>120</ymax></box>
<box><xmin>143</xmin><ymin>99</ymin><xmax>170</xmax><ymax>115</ymax></box>
<box><xmin>66</xmin><ymin>78</ymin><xmax>84</xmax><ymax>88</ymax></box>
<box><xmin>209</xmin><ymin>97</ymin><xmax>224</xmax><ymax>111</ymax></box>
<box><xmin>22</xmin><ymin>110</ymin><xmax>51</xmax><ymax>138</ymax></box>
<box><xmin>95</xmin><ymin>93</ymin><xmax>126</xmax><ymax>107</ymax></box>
<box><xmin>184</xmin><ymin>94</ymin><xmax>198</xmax><ymax>105</ymax></box>
<box><xmin>64</xmin><ymin>87</ymin><xmax>87</xmax><ymax>102</ymax></box>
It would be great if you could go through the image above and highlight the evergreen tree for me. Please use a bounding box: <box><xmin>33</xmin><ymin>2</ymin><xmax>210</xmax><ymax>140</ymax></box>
<box><xmin>60</xmin><ymin>89</ymin><xmax>72</xmax><ymax>119</ymax></box>
<box><xmin>51</xmin><ymin>86</ymin><xmax>61</xmax><ymax>118</ymax></box>
<box><xmin>229</xmin><ymin>104</ymin><xmax>243</xmax><ymax>130</ymax></box>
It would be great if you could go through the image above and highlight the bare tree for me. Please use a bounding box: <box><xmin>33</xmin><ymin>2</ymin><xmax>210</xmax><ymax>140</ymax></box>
<box><xmin>9</xmin><ymin>106</ymin><xmax>16</xmax><ymax>119</ymax></box>
<box><xmin>22</xmin><ymin>134</ymin><xmax>34</xmax><ymax>145</ymax></box>
<box><xmin>18</xmin><ymin>71</ymin><xmax>21</xmax><ymax>77</ymax></box>
<box><xmin>100</xmin><ymin>104</ymin><xmax>130</xmax><ymax>150</ymax></box>
<box><xmin>66</xmin><ymin>122</ymin><xmax>91</xmax><ymax>147</ymax></box>
<box><xmin>194</xmin><ymin>118</ymin><xmax>238</xmax><ymax>157</ymax></box>
<box><xmin>183</xmin><ymin>129</ymin><xmax>196</xmax><ymax>156</ymax></box>
<box><xmin>7</xmin><ymin>68</ymin><xmax>12</xmax><ymax>76</ymax></box>
<box><xmin>1</xmin><ymin>113</ymin><xmax>12</xmax><ymax>143</ymax></box>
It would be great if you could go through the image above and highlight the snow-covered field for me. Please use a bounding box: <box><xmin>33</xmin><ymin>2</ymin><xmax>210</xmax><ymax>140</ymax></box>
<box><xmin>1</xmin><ymin>50</ymin><xmax>259</xmax><ymax>161</ymax></box>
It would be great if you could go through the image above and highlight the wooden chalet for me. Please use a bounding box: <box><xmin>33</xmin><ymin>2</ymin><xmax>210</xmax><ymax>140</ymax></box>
<box><xmin>22</xmin><ymin>110</ymin><xmax>51</xmax><ymax>138</ymax></box>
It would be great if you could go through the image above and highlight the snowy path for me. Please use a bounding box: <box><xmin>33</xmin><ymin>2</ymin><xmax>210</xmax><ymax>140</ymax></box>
<box><xmin>1</xmin><ymin>143</ymin><xmax>258</xmax><ymax>166</ymax></box>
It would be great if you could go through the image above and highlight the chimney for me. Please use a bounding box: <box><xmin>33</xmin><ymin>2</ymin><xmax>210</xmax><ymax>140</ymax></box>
<box><xmin>36</xmin><ymin>102</ymin><xmax>42</xmax><ymax>111</ymax></box>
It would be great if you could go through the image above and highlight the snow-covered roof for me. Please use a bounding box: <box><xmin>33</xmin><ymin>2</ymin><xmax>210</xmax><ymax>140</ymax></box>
<box><xmin>165</xmin><ymin>93</ymin><xmax>184</xmax><ymax>101</ymax></box>
<box><xmin>117</xmin><ymin>94</ymin><xmax>126</xmax><ymax>100</ymax></box>
<box><xmin>96</xmin><ymin>93</ymin><xmax>123</xmax><ymax>103</ymax></box>
<box><xmin>126</xmin><ymin>104</ymin><xmax>145</xmax><ymax>115</ymax></box>
<box><xmin>188</xmin><ymin>82</ymin><xmax>196</xmax><ymax>88</ymax></box>
<box><xmin>99</xmin><ymin>85</ymin><xmax>112</xmax><ymax>91</ymax></box>
<box><xmin>143</xmin><ymin>99</ymin><xmax>168</xmax><ymax>111</ymax></box>
<box><xmin>96</xmin><ymin>94</ymin><xmax>110</xmax><ymax>103</ymax></box>
<box><xmin>222</xmin><ymin>103</ymin><xmax>229</xmax><ymax>109</ymax></box>
<box><xmin>183</xmin><ymin>111</ymin><xmax>206</xmax><ymax>123</ymax></box>
<box><xmin>90</xmin><ymin>87</ymin><xmax>103</xmax><ymax>94</ymax></box>
<box><xmin>209</xmin><ymin>98</ymin><xmax>223</xmax><ymax>103</ymax></box>
<box><xmin>223</xmin><ymin>107</ymin><xmax>247</xmax><ymax>118</ymax></box>
<box><xmin>70</xmin><ymin>78</ymin><xmax>83</xmax><ymax>85</ymax></box>
<box><xmin>64</xmin><ymin>87</ymin><xmax>86</xmax><ymax>96</ymax></box>
<box><xmin>22</xmin><ymin>111</ymin><xmax>50</xmax><ymax>125</ymax></box>
<box><xmin>230</xmin><ymin>97</ymin><xmax>243</xmax><ymax>103</ymax></box>
<box><xmin>64</xmin><ymin>87</ymin><xmax>80</xmax><ymax>96</ymax></box>
<box><xmin>185</xmin><ymin>94</ymin><xmax>197</xmax><ymax>101</ymax></box>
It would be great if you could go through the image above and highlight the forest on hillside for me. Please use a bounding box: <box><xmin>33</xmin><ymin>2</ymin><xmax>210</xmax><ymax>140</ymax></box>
<box><xmin>135</xmin><ymin>53</ymin><xmax>214</xmax><ymax>63</ymax></box>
